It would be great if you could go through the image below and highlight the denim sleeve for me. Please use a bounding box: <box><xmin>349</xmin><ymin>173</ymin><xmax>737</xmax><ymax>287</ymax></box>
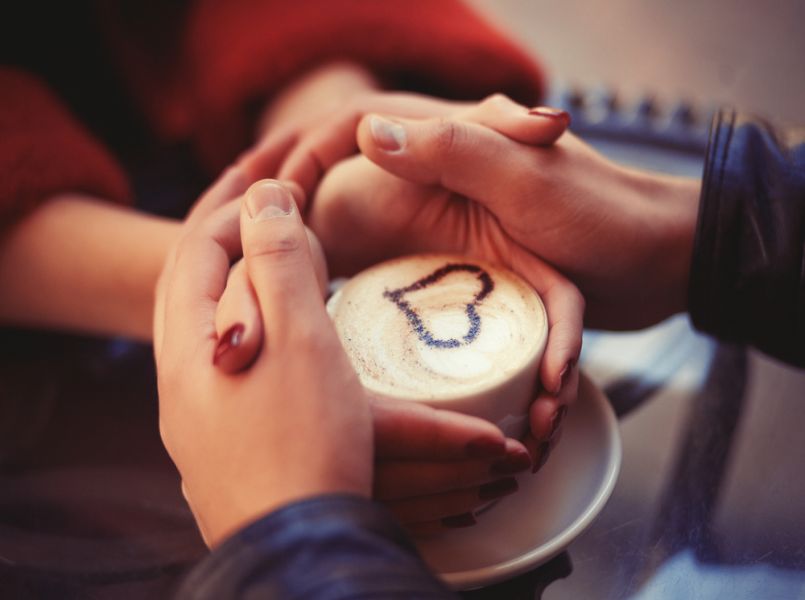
<box><xmin>689</xmin><ymin>108</ymin><xmax>805</xmax><ymax>367</ymax></box>
<box><xmin>175</xmin><ymin>494</ymin><xmax>456</xmax><ymax>600</ymax></box>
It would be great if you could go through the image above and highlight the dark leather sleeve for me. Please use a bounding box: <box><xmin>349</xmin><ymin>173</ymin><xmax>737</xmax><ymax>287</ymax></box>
<box><xmin>176</xmin><ymin>494</ymin><xmax>455</xmax><ymax>600</ymax></box>
<box><xmin>689</xmin><ymin>108</ymin><xmax>805</xmax><ymax>366</ymax></box>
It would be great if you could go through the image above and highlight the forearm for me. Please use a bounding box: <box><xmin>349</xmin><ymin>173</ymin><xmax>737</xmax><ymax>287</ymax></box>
<box><xmin>0</xmin><ymin>195</ymin><xmax>179</xmax><ymax>340</ymax></box>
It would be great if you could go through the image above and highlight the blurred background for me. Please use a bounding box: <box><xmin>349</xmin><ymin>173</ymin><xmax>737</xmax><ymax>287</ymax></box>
<box><xmin>470</xmin><ymin>0</ymin><xmax>805</xmax><ymax>123</ymax></box>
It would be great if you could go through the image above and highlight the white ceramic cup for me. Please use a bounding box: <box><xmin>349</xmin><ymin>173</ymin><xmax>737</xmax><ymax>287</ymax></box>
<box><xmin>326</xmin><ymin>254</ymin><xmax>548</xmax><ymax>438</ymax></box>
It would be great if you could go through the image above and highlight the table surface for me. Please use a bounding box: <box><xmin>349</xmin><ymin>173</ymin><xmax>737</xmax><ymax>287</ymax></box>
<box><xmin>3</xmin><ymin>3</ymin><xmax>805</xmax><ymax>599</ymax></box>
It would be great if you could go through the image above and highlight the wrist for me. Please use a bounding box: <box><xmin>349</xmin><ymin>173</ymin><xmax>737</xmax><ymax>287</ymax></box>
<box><xmin>640</xmin><ymin>174</ymin><xmax>700</xmax><ymax>319</ymax></box>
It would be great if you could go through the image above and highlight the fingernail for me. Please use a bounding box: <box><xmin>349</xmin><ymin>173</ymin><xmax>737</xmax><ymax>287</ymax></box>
<box><xmin>528</xmin><ymin>106</ymin><xmax>571</xmax><ymax>125</ymax></box>
<box><xmin>213</xmin><ymin>323</ymin><xmax>245</xmax><ymax>365</ymax></box>
<box><xmin>491</xmin><ymin>450</ymin><xmax>532</xmax><ymax>476</ymax></box>
<box><xmin>533</xmin><ymin>442</ymin><xmax>551</xmax><ymax>473</ymax></box>
<box><xmin>479</xmin><ymin>477</ymin><xmax>519</xmax><ymax>501</ymax></box>
<box><xmin>466</xmin><ymin>436</ymin><xmax>506</xmax><ymax>458</ymax></box>
<box><xmin>554</xmin><ymin>360</ymin><xmax>575</xmax><ymax>395</ymax></box>
<box><xmin>245</xmin><ymin>181</ymin><xmax>293</xmax><ymax>220</ymax></box>
<box><xmin>549</xmin><ymin>405</ymin><xmax>568</xmax><ymax>440</ymax></box>
<box><xmin>370</xmin><ymin>115</ymin><xmax>406</xmax><ymax>152</ymax></box>
<box><xmin>442</xmin><ymin>512</ymin><xmax>476</xmax><ymax>528</ymax></box>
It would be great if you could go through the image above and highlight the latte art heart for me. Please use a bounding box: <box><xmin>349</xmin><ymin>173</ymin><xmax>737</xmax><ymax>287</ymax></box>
<box><xmin>327</xmin><ymin>254</ymin><xmax>547</xmax><ymax>403</ymax></box>
<box><xmin>382</xmin><ymin>263</ymin><xmax>494</xmax><ymax>349</ymax></box>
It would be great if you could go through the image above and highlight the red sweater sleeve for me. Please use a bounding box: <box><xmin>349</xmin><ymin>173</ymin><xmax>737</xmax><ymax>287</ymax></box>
<box><xmin>114</xmin><ymin>0</ymin><xmax>545</xmax><ymax>172</ymax></box>
<box><xmin>0</xmin><ymin>68</ymin><xmax>131</xmax><ymax>233</ymax></box>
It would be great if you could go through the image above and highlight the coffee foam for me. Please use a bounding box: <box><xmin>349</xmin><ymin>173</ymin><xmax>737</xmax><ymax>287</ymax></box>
<box><xmin>327</xmin><ymin>255</ymin><xmax>547</xmax><ymax>402</ymax></box>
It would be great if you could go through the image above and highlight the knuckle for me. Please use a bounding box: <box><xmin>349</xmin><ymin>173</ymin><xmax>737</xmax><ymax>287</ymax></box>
<box><xmin>247</xmin><ymin>228</ymin><xmax>304</xmax><ymax>261</ymax></box>
<box><xmin>432</xmin><ymin>118</ymin><xmax>465</xmax><ymax>157</ymax></box>
<box><xmin>483</xmin><ymin>92</ymin><xmax>511</xmax><ymax>109</ymax></box>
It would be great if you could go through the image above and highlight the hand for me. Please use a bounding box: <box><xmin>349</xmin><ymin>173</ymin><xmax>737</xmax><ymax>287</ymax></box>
<box><xmin>154</xmin><ymin>176</ymin><xmax>373</xmax><ymax>547</ymax></box>
<box><xmin>307</xmin><ymin>98</ymin><xmax>584</xmax><ymax>476</ymax></box>
<box><xmin>212</xmin><ymin>190</ymin><xmax>537</xmax><ymax>534</ymax></box>
<box><xmin>240</xmin><ymin>64</ymin><xmax>567</xmax><ymax>200</ymax></box>
<box><xmin>241</xmin><ymin>62</ymin><xmax>463</xmax><ymax>199</ymax></box>
<box><xmin>355</xmin><ymin>102</ymin><xmax>701</xmax><ymax>330</ymax></box>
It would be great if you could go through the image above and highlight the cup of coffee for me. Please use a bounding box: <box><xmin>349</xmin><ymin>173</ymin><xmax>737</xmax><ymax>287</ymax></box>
<box><xmin>326</xmin><ymin>254</ymin><xmax>547</xmax><ymax>437</ymax></box>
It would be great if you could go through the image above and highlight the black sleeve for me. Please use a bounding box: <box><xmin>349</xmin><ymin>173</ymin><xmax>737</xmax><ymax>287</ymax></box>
<box><xmin>175</xmin><ymin>494</ymin><xmax>456</xmax><ymax>600</ymax></box>
<box><xmin>688</xmin><ymin>108</ymin><xmax>805</xmax><ymax>367</ymax></box>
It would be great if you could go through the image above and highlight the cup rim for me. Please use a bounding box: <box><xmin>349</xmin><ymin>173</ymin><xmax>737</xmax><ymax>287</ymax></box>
<box><xmin>327</xmin><ymin>253</ymin><xmax>549</xmax><ymax>405</ymax></box>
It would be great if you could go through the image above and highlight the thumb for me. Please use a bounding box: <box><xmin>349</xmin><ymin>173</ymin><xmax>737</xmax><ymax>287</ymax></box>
<box><xmin>213</xmin><ymin>225</ymin><xmax>330</xmax><ymax>374</ymax></box>
<box><xmin>357</xmin><ymin>114</ymin><xmax>537</xmax><ymax>209</ymax></box>
<box><xmin>240</xmin><ymin>180</ymin><xmax>329</xmax><ymax>349</ymax></box>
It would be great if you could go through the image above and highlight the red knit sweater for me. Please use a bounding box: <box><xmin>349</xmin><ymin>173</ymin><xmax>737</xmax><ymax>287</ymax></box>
<box><xmin>0</xmin><ymin>0</ymin><xmax>544</xmax><ymax>231</ymax></box>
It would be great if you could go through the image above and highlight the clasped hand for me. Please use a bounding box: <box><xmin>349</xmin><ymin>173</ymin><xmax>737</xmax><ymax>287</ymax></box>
<box><xmin>156</xmin><ymin>85</ymin><xmax>595</xmax><ymax>539</ymax></box>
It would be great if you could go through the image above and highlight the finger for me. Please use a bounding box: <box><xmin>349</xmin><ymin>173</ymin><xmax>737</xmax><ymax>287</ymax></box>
<box><xmin>185</xmin><ymin>166</ymin><xmax>250</xmax><ymax>228</ymax></box>
<box><xmin>213</xmin><ymin>260</ymin><xmax>262</xmax><ymax>374</ymax></box>
<box><xmin>523</xmin><ymin>432</ymin><xmax>552</xmax><ymax>474</ymax></box>
<box><xmin>304</xmin><ymin>226</ymin><xmax>330</xmax><ymax>297</ymax></box>
<box><xmin>237</xmin><ymin>127</ymin><xmax>298</xmax><ymax>181</ymax></box>
<box><xmin>458</xmin><ymin>93</ymin><xmax>570</xmax><ymax>146</ymax></box>
<box><xmin>277</xmin><ymin>120</ymin><xmax>357</xmax><ymax>199</ymax></box>
<box><xmin>529</xmin><ymin>394</ymin><xmax>564</xmax><ymax>442</ymax></box>
<box><xmin>278</xmin><ymin>92</ymin><xmax>464</xmax><ymax>197</ymax></box>
<box><xmin>371</xmin><ymin>397</ymin><xmax>507</xmax><ymax>461</ymax></box>
<box><xmin>156</xmin><ymin>168</ymin><xmax>248</xmax><ymax>355</ymax></box>
<box><xmin>507</xmin><ymin>242</ymin><xmax>584</xmax><ymax>398</ymax></box>
<box><xmin>240</xmin><ymin>180</ymin><xmax>328</xmax><ymax>346</ymax></box>
<box><xmin>386</xmin><ymin>477</ymin><xmax>519</xmax><ymax>524</ymax></box>
<box><xmin>213</xmin><ymin>223</ymin><xmax>329</xmax><ymax>374</ymax></box>
<box><xmin>163</xmin><ymin>200</ymin><xmax>243</xmax><ymax>359</ymax></box>
<box><xmin>374</xmin><ymin>439</ymin><xmax>530</xmax><ymax>500</ymax></box>
<box><xmin>357</xmin><ymin>113</ymin><xmax>538</xmax><ymax>208</ymax></box>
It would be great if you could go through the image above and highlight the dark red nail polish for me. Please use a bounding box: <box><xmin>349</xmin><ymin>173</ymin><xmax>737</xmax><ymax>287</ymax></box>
<box><xmin>479</xmin><ymin>477</ymin><xmax>518</xmax><ymax>501</ymax></box>
<box><xmin>442</xmin><ymin>512</ymin><xmax>476</xmax><ymax>528</ymax></box>
<box><xmin>533</xmin><ymin>442</ymin><xmax>551</xmax><ymax>473</ymax></box>
<box><xmin>555</xmin><ymin>360</ymin><xmax>575</xmax><ymax>395</ymax></box>
<box><xmin>466</xmin><ymin>437</ymin><xmax>506</xmax><ymax>458</ymax></box>
<box><xmin>491</xmin><ymin>451</ymin><xmax>532</xmax><ymax>476</ymax></box>
<box><xmin>549</xmin><ymin>405</ymin><xmax>568</xmax><ymax>440</ymax></box>
<box><xmin>528</xmin><ymin>106</ymin><xmax>571</xmax><ymax>125</ymax></box>
<box><xmin>213</xmin><ymin>323</ymin><xmax>245</xmax><ymax>365</ymax></box>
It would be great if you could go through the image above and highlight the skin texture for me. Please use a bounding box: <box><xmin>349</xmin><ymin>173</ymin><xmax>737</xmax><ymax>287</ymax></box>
<box><xmin>155</xmin><ymin>176</ymin><xmax>374</xmax><ymax>548</ymax></box>
<box><xmin>214</xmin><ymin>188</ymin><xmax>536</xmax><ymax>533</ymax></box>
<box><xmin>222</xmin><ymin>81</ymin><xmax>580</xmax><ymax>527</ymax></box>
<box><xmin>354</xmin><ymin>110</ymin><xmax>701</xmax><ymax>330</ymax></box>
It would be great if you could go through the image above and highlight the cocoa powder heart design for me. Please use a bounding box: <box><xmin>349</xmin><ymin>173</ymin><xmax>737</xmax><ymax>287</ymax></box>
<box><xmin>383</xmin><ymin>263</ymin><xmax>495</xmax><ymax>349</ymax></box>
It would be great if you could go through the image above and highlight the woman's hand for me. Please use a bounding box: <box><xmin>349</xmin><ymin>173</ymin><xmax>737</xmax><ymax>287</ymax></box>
<box><xmin>240</xmin><ymin>63</ymin><xmax>568</xmax><ymax>201</ymax></box>
<box><xmin>212</xmin><ymin>206</ymin><xmax>535</xmax><ymax>534</ymax></box>
<box><xmin>241</xmin><ymin>61</ymin><xmax>468</xmax><ymax>199</ymax></box>
<box><xmin>154</xmin><ymin>176</ymin><xmax>373</xmax><ymax>547</ymax></box>
<box><xmin>355</xmin><ymin>102</ymin><xmax>701</xmax><ymax>330</ymax></box>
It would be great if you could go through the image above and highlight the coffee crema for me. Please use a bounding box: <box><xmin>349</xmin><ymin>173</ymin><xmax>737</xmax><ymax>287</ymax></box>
<box><xmin>327</xmin><ymin>254</ymin><xmax>547</xmax><ymax>403</ymax></box>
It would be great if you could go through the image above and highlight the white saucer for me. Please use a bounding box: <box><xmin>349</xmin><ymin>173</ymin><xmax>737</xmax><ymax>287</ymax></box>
<box><xmin>415</xmin><ymin>373</ymin><xmax>622</xmax><ymax>590</ymax></box>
